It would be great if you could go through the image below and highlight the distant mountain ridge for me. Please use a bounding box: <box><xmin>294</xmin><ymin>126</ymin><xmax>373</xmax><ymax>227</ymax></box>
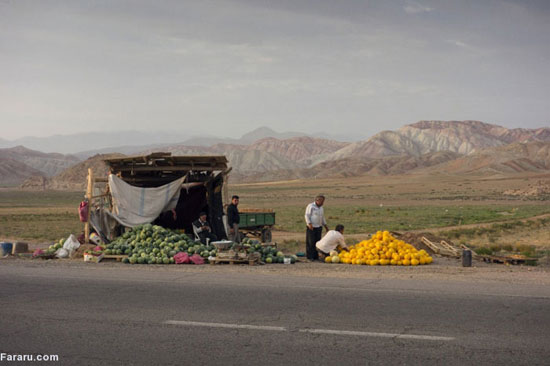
<box><xmin>8</xmin><ymin>120</ymin><xmax>550</xmax><ymax>188</ymax></box>
<box><xmin>327</xmin><ymin>120</ymin><xmax>550</xmax><ymax>162</ymax></box>
<box><xmin>0</xmin><ymin>145</ymin><xmax>79</xmax><ymax>176</ymax></box>
<box><xmin>3</xmin><ymin>126</ymin><xmax>353</xmax><ymax>156</ymax></box>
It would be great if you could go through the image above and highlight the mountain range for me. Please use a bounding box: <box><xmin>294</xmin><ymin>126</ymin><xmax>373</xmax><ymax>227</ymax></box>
<box><xmin>1</xmin><ymin>126</ymin><xmax>361</xmax><ymax>156</ymax></box>
<box><xmin>3</xmin><ymin>120</ymin><xmax>550</xmax><ymax>188</ymax></box>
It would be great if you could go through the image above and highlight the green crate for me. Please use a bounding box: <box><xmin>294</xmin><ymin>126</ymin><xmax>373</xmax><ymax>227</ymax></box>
<box><xmin>239</xmin><ymin>212</ymin><xmax>275</xmax><ymax>228</ymax></box>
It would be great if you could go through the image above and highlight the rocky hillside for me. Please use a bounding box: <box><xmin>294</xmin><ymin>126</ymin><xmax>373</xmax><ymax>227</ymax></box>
<box><xmin>234</xmin><ymin>151</ymin><xmax>462</xmax><ymax>182</ymax></box>
<box><xmin>19</xmin><ymin>153</ymin><xmax>123</xmax><ymax>191</ymax></box>
<box><xmin>248</xmin><ymin>137</ymin><xmax>348</xmax><ymax>165</ymax></box>
<box><xmin>0</xmin><ymin>146</ymin><xmax>80</xmax><ymax>177</ymax></box>
<box><xmin>143</xmin><ymin>136</ymin><xmax>347</xmax><ymax>174</ymax></box>
<box><xmin>312</xmin><ymin>151</ymin><xmax>463</xmax><ymax>178</ymax></box>
<box><xmin>423</xmin><ymin>141</ymin><xmax>550</xmax><ymax>175</ymax></box>
<box><xmin>0</xmin><ymin>157</ymin><xmax>45</xmax><ymax>186</ymax></box>
<box><xmin>325</xmin><ymin>121</ymin><xmax>550</xmax><ymax>161</ymax></box>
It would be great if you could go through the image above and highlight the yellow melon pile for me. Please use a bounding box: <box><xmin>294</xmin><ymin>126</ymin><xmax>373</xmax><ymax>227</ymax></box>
<box><xmin>325</xmin><ymin>230</ymin><xmax>433</xmax><ymax>266</ymax></box>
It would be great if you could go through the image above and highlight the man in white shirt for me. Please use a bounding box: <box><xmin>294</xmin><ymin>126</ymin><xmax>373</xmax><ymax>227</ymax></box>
<box><xmin>316</xmin><ymin>225</ymin><xmax>348</xmax><ymax>260</ymax></box>
<box><xmin>304</xmin><ymin>195</ymin><xmax>329</xmax><ymax>261</ymax></box>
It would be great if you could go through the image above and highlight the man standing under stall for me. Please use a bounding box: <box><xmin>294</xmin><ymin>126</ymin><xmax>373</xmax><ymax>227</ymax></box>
<box><xmin>227</xmin><ymin>195</ymin><xmax>241</xmax><ymax>243</ymax></box>
<box><xmin>304</xmin><ymin>194</ymin><xmax>329</xmax><ymax>261</ymax></box>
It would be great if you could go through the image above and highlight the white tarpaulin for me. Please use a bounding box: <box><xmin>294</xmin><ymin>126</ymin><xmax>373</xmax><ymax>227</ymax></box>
<box><xmin>108</xmin><ymin>174</ymin><xmax>184</xmax><ymax>227</ymax></box>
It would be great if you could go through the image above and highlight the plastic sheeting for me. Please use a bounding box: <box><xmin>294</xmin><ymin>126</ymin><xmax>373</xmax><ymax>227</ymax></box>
<box><xmin>108</xmin><ymin>174</ymin><xmax>184</xmax><ymax>227</ymax></box>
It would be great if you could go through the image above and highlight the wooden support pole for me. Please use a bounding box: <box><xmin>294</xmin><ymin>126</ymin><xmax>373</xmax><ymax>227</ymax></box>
<box><xmin>222</xmin><ymin>167</ymin><xmax>232</xmax><ymax>206</ymax></box>
<box><xmin>85</xmin><ymin>168</ymin><xmax>93</xmax><ymax>244</ymax></box>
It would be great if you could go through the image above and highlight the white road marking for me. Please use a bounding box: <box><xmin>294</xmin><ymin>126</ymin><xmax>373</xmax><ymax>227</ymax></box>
<box><xmin>164</xmin><ymin>320</ymin><xmax>287</xmax><ymax>332</ymax></box>
<box><xmin>164</xmin><ymin>320</ymin><xmax>454</xmax><ymax>341</ymax></box>
<box><xmin>299</xmin><ymin>328</ymin><xmax>455</xmax><ymax>341</ymax></box>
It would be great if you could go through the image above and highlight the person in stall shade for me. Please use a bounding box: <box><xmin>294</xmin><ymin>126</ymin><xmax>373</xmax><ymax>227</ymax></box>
<box><xmin>192</xmin><ymin>212</ymin><xmax>217</xmax><ymax>244</ymax></box>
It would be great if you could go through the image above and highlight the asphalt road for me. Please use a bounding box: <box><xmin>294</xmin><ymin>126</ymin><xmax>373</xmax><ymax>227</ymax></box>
<box><xmin>1</xmin><ymin>263</ymin><xmax>549</xmax><ymax>365</ymax></box>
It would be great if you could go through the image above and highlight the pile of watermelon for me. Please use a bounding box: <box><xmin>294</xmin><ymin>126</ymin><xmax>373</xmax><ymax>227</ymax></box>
<box><xmin>239</xmin><ymin>238</ymin><xmax>296</xmax><ymax>264</ymax></box>
<box><xmin>105</xmin><ymin>224</ymin><xmax>215</xmax><ymax>265</ymax></box>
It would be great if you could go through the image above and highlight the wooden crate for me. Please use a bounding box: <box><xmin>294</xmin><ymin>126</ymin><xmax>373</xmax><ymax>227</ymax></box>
<box><xmin>479</xmin><ymin>255</ymin><xmax>537</xmax><ymax>265</ymax></box>
<box><xmin>102</xmin><ymin>254</ymin><xmax>128</xmax><ymax>262</ymax></box>
<box><xmin>209</xmin><ymin>257</ymin><xmax>259</xmax><ymax>266</ymax></box>
<box><xmin>421</xmin><ymin>237</ymin><xmax>460</xmax><ymax>258</ymax></box>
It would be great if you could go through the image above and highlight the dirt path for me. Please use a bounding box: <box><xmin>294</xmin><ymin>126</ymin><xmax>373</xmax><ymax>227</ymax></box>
<box><xmin>420</xmin><ymin>213</ymin><xmax>550</xmax><ymax>233</ymax></box>
<box><xmin>272</xmin><ymin>213</ymin><xmax>550</xmax><ymax>242</ymax></box>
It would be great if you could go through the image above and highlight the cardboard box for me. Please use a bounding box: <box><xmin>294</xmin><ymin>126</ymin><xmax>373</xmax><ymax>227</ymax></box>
<box><xmin>83</xmin><ymin>253</ymin><xmax>104</xmax><ymax>263</ymax></box>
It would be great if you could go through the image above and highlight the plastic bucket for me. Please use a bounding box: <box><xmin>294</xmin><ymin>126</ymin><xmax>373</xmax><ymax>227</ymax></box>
<box><xmin>1</xmin><ymin>242</ymin><xmax>13</xmax><ymax>256</ymax></box>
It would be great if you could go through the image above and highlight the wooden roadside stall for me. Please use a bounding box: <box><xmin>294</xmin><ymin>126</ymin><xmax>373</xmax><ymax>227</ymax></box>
<box><xmin>84</xmin><ymin>153</ymin><xmax>231</xmax><ymax>244</ymax></box>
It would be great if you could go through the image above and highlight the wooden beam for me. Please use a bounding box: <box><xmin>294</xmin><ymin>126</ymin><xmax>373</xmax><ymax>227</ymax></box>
<box><xmin>113</xmin><ymin>165</ymin><xmax>226</xmax><ymax>172</ymax></box>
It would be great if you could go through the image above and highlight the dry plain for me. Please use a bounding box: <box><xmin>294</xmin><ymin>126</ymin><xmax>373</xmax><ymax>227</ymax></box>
<box><xmin>1</xmin><ymin>172</ymin><xmax>549</xmax><ymax>261</ymax></box>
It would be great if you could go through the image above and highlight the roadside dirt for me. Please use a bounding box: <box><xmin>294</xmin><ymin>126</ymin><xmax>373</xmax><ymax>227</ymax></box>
<box><xmin>2</xmin><ymin>256</ymin><xmax>548</xmax><ymax>286</ymax></box>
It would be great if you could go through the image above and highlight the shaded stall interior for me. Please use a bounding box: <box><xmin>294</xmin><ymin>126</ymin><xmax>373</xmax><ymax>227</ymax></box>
<box><xmin>101</xmin><ymin>153</ymin><xmax>230</xmax><ymax>240</ymax></box>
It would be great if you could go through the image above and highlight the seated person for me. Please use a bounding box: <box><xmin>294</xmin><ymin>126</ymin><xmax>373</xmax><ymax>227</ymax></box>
<box><xmin>192</xmin><ymin>212</ymin><xmax>218</xmax><ymax>244</ymax></box>
<box><xmin>315</xmin><ymin>224</ymin><xmax>348</xmax><ymax>260</ymax></box>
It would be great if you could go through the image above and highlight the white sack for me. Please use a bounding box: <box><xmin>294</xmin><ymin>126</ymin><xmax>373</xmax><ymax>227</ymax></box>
<box><xmin>108</xmin><ymin>174</ymin><xmax>184</xmax><ymax>227</ymax></box>
<box><xmin>55</xmin><ymin>248</ymin><xmax>69</xmax><ymax>258</ymax></box>
<box><xmin>62</xmin><ymin>234</ymin><xmax>80</xmax><ymax>256</ymax></box>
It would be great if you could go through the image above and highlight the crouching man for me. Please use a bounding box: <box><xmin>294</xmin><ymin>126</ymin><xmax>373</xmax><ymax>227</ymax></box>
<box><xmin>315</xmin><ymin>224</ymin><xmax>348</xmax><ymax>261</ymax></box>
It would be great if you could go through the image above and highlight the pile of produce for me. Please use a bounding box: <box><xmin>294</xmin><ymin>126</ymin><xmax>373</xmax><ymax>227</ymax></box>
<box><xmin>326</xmin><ymin>230</ymin><xmax>433</xmax><ymax>266</ymax></box>
<box><xmin>235</xmin><ymin>238</ymin><xmax>296</xmax><ymax>264</ymax></box>
<box><xmin>46</xmin><ymin>238</ymin><xmax>66</xmax><ymax>255</ymax></box>
<box><xmin>84</xmin><ymin>246</ymin><xmax>104</xmax><ymax>257</ymax></box>
<box><xmin>105</xmin><ymin>224</ymin><xmax>215</xmax><ymax>264</ymax></box>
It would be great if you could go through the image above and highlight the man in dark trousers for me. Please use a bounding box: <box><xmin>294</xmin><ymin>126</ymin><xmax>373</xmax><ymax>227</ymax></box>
<box><xmin>192</xmin><ymin>212</ymin><xmax>218</xmax><ymax>244</ymax></box>
<box><xmin>304</xmin><ymin>195</ymin><xmax>329</xmax><ymax>261</ymax></box>
<box><xmin>227</xmin><ymin>195</ymin><xmax>241</xmax><ymax>243</ymax></box>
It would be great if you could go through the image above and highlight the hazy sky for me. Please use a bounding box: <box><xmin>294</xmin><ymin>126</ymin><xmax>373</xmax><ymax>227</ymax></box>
<box><xmin>1</xmin><ymin>0</ymin><xmax>549</xmax><ymax>140</ymax></box>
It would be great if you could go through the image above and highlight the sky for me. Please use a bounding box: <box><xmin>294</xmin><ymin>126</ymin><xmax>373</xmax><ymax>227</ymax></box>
<box><xmin>0</xmin><ymin>0</ymin><xmax>549</xmax><ymax>140</ymax></box>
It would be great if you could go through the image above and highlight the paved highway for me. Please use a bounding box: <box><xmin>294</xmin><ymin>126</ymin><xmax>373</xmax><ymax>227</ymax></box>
<box><xmin>1</xmin><ymin>263</ymin><xmax>549</xmax><ymax>365</ymax></box>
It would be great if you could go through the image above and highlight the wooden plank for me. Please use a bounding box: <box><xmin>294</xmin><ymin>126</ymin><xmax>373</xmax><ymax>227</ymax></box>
<box><xmin>421</xmin><ymin>237</ymin><xmax>440</xmax><ymax>254</ymax></box>
<box><xmin>421</xmin><ymin>237</ymin><xmax>460</xmax><ymax>258</ymax></box>
<box><xmin>104</xmin><ymin>154</ymin><xmax>228</xmax><ymax>165</ymax></box>
<box><xmin>439</xmin><ymin>240</ymin><xmax>461</xmax><ymax>256</ymax></box>
<box><xmin>102</xmin><ymin>254</ymin><xmax>128</xmax><ymax>262</ymax></box>
<box><xmin>114</xmin><ymin>165</ymin><xmax>226</xmax><ymax>172</ymax></box>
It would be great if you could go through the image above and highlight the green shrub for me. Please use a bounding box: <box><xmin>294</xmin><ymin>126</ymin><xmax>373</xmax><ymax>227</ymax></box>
<box><xmin>502</xmin><ymin>245</ymin><xmax>514</xmax><ymax>252</ymax></box>
<box><xmin>489</xmin><ymin>245</ymin><xmax>502</xmax><ymax>253</ymax></box>
<box><xmin>474</xmin><ymin>247</ymin><xmax>493</xmax><ymax>255</ymax></box>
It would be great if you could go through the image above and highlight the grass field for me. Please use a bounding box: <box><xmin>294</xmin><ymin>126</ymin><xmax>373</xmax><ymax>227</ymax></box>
<box><xmin>1</xmin><ymin>173</ymin><xmax>549</xmax><ymax>251</ymax></box>
<box><xmin>231</xmin><ymin>173</ymin><xmax>550</xmax><ymax>254</ymax></box>
<box><xmin>0</xmin><ymin>190</ymin><xmax>83</xmax><ymax>242</ymax></box>
<box><xmin>265</xmin><ymin>205</ymin><xmax>550</xmax><ymax>234</ymax></box>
